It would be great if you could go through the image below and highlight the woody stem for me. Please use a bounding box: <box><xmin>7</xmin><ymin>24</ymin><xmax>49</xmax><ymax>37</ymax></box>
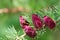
<box><xmin>56</xmin><ymin>20</ymin><xmax>60</xmax><ymax>23</ymax></box>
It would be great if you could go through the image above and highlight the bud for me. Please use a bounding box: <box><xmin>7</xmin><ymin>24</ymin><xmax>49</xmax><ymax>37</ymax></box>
<box><xmin>32</xmin><ymin>14</ymin><xmax>43</xmax><ymax>30</ymax></box>
<box><xmin>20</xmin><ymin>16</ymin><xmax>29</xmax><ymax>29</ymax></box>
<box><xmin>43</xmin><ymin>16</ymin><xmax>56</xmax><ymax>29</ymax></box>
<box><xmin>24</xmin><ymin>26</ymin><xmax>36</xmax><ymax>38</ymax></box>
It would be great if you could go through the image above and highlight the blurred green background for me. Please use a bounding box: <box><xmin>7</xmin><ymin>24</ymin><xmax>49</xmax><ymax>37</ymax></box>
<box><xmin>0</xmin><ymin>0</ymin><xmax>60</xmax><ymax>40</ymax></box>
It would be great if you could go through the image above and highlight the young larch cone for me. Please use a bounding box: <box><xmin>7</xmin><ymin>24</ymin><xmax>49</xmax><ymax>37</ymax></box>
<box><xmin>32</xmin><ymin>14</ymin><xmax>43</xmax><ymax>30</ymax></box>
<box><xmin>43</xmin><ymin>16</ymin><xmax>56</xmax><ymax>29</ymax></box>
<box><xmin>24</xmin><ymin>26</ymin><xmax>36</xmax><ymax>38</ymax></box>
<box><xmin>20</xmin><ymin>16</ymin><xmax>29</xmax><ymax>29</ymax></box>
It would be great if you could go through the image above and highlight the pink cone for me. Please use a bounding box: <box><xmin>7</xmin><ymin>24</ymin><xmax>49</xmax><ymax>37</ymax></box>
<box><xmin>43</xmin><ymin>16</ymin><xmax>56</xmax><ymax>29</ymax></box>
<box><xmin>20</xmin><ymin>16</ymin><xmax>29</xmax><ymax>29</ymax></box>
<box><xmin>32</xmin><ymin>14</ymin><xmax>43</xmax><ymax>29</ymax></box>
<box><xmin>24</xmin><ymin>26</ymin><xmax>36</xmax><ymax>38</ymax></box>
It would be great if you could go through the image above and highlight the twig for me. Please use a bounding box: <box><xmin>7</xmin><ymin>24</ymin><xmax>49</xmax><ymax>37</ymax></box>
<box><xmin>0</xmin><ymin>7</ymin><xmax>24</xmax><ymax>14</ymax></box>
<box><xmin>16</xmin><ymin>34</ymin><xmax>26</xmax><ymax>40</ymax></box>
<box><xmin>56</xmin><ymin>20</ymin><xmax>60</xmax><ymax>23</ymax></box>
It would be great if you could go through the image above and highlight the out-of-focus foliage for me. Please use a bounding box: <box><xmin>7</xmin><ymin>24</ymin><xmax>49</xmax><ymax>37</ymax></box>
<box><xmin>0</xmin><ymin>0</ymin><xmax>12</xmax><ymax>8</ymax></box>
<box><xmin>0</xmin><ymin>0</ymin><xmax>60</xmax><ymax>40</ymax></box>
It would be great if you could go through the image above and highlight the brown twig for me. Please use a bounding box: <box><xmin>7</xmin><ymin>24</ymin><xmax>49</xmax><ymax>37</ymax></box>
<box><xmin>0</xmin><ymin>7</ymin><xmax>25</xmax><ymax>14</ymax></box>
<box><xmin>56</xmin><ymin>20</ymin><xmax>60</xmax><ymax>23</ymax></box>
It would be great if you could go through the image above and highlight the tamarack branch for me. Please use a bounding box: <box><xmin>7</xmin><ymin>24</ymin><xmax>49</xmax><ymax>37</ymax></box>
<box><xmin>0</xmin><ymin>6</ymin><xmax>31</xmax><ymax>14</ymax></box>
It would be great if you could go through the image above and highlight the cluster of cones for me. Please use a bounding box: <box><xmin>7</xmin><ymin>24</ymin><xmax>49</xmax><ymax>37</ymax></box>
<box><xmin>19</xmin><ymin>14</ymin><xmax>56</xmax><ymax>38</ymax></box>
